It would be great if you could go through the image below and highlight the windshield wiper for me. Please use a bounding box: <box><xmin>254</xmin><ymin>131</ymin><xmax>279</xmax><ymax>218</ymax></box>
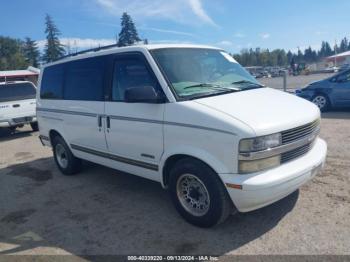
<box><xmin>184</xmin><ymin>83</ymin><xmax>241</xmax><ymax>92</ymax></box>
<box><xmin>231</xmin><ymin>80</ymin><xmax>264</xmax><ymax>91</ymax></box>
<box><xmin>231</xmin><ymin>80</ymin><xmax>264</xmax><ymax>86</ymax></box>
<box><xmin>184</xmin><ymin>83</ymin><xmax>221</xmax><ymax>89</ymax></box>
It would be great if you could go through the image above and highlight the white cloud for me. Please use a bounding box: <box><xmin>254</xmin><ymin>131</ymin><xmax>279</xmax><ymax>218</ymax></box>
<box><xmin>315</xmin><ymin>31</ymin><xmax>328</xmax><ymax>36</ymax></box>
<box><xmin>290</xmin><ymin>44</ymin><xmax>321</xmax><ymax>53</ymax></box>
<box><xmin>188</xmin><ymin>0</ymin><xmax>217</xmax><ymax>27</ymax></box>
<box><xmin>233</xmin><ymin>32</ymin><xmax>245</xmax><ymax>38</ymax></box>
<box><xmin>259</xmin><ymin>33</ymin><xmax>270</xmax><ymax>39</ymax></box>
<box><xmin>37</xmin><ymin>38</ymin><xmax>116</xmax><ymax>50</ymax></box>
<box><xmin>140</xmin><ymin>27</ymin><xmax>196</xmax><ymax>37</ymax></box>
<box><xmin>94</xmin><ymin>0</ymin><xmax>217</xmax><ymax>26</ymax></box>
<box><xmin>149</xmin><ymin>39</ymin><xmax>193</xmax><ymax>44</ymax></box>
<box><xmin>217</xmin><ymin>40</ymin><xmax>233</xmax><ymax>46</ymax></box>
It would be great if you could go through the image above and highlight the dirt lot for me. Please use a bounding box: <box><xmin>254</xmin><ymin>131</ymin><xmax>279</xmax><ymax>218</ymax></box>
<box><xmin>0</xmin><ymin>111</ymin><xmax>349</xmax><ymax>258</ymax></box>
<box><xmin>260</xmin><ymin>73</ymin><xmax>335</xmax><ymax>91</ymax></box>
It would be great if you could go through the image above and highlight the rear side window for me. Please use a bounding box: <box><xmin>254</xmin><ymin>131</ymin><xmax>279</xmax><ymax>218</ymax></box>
<box><xmin>64</xmin><ymin>56</ymin><xmax>106</xmax><ymax>101</ymax></box>
<box><xmin>0</xmin><ymin>83</ymin><xmax>36</xmax><ymax>102</ymax></box>
<box><xmin>40</xmin><ymin>64</ymin><xmax>64</xmax><ymax>99</ymax></box>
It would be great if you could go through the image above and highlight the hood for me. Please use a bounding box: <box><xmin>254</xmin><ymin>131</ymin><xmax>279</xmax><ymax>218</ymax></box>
<box><xmin>194</xmin><ymin>88</ymin><xmax>320</xmax><ymax>136</ymax></box>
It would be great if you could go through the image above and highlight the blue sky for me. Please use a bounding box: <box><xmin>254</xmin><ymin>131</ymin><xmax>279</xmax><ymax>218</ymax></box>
<box><xmin>1</xmin><ymin>0</ymin><xmax>349</xmax><ymax>53</ymax></box>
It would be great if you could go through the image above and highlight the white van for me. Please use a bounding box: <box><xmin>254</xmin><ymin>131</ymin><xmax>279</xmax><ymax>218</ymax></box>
<box><xmin>0</xmin><ymin>81</ymin><xmax>38</xmax><ymax>131</ymax></box>
<box><xmin>37</xmin><ymin>44</ymin><xmax>327</xmax><ymax>227</ymax></box>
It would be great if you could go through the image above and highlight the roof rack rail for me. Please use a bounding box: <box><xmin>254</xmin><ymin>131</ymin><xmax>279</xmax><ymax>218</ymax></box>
<box><xmin>55</xmin><ymin>43</ymin><xmax>120</xmax><ymax>62</ymax></box>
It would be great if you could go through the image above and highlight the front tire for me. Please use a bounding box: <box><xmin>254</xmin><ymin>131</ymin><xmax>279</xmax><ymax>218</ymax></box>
<box><xmin>312</xmin><ymin>94</ymin><xmax>330</xmax><ymax>112</ymax></box>
<box><xmin>52</xmin><ymin>136</ymin><xmax>82</xmax><ymax>176</ymax></box>
<box><xmin>169</xmin><ymin>158</ymin><xmax>233</xmax><ymax>228</ymax></box>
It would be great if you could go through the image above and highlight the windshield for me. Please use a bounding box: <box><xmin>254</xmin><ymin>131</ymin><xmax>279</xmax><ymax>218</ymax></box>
<box><xmin>0</xmin><ymin>82</ymin><xmax>36</xmax><ymax>102</ymax></box>
<box><xmin>151</xmin><ymin>48</ymin><xmax>262</xmax><ymax>100</ymax></box>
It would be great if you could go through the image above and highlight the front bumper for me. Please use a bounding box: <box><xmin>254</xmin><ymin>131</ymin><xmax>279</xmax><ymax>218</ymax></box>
<box><xmin>220</xmin><ymin>138</ymin><xmax>327</xmax><ymax>212</ymax></box>
<box><xmin>295</xmin><ymin>89</ymin><xmax>313</xmax><ymax>100</ymax></box>
<box><xmin>0</xmin><ymin>116</ymin><xmax>37</xmax><ymax>127</ymax></box>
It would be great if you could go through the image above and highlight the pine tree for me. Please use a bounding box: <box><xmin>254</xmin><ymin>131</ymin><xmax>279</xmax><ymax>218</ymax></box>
<box><xmin>42</xmin><ymin>14</ymin><xmax>65</xmax><ymax>63</ymax></box>
<box><xmin>0</xmin><ymin>36</ymin><xmax>28</xmax><ymax>70</ymax></box>
<box><xmin>23</xmin><ymin>37</ymin><xmax>40</xmax><ymax>67</ymax></box>
<box><xmin>117</xmin><ymin>12</ymin><xmax>141</xmax><ymax>47</ymax></box>
<box><xmin>339</xmin><ymin>37</ymin><xmax>348</xmax><ymax>53</ymax></box>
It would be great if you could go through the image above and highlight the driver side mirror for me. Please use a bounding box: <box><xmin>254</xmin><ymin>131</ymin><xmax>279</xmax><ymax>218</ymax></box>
<box><xmin>125</xmin><ymin>86</ymin><xmax>166</xmax><ymax>103</ymax></box>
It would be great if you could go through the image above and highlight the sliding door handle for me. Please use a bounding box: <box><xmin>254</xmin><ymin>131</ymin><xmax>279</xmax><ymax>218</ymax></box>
<box><xmin>106</xmin><ymin>116</ymin><xmax>111</xmax><ymax>129</ymax></box>
<box><xmin>98</xmin><ymin>115</ymin><xmax>102</xmax><ymax>128</ymax></box>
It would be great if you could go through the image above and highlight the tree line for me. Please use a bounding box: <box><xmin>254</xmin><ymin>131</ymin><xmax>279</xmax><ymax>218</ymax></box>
<box><xmin>232</xmin><ymin>38</ymin><xmax>350</xmax><ymax>67</ymax></box>
<box><xmin>1</xmin><ymin>11</ymin><xmax>350</xmax><ymax>70</ymax></box>
<box><xmin>0</xmin><ymin>12</ymin><xmax>142</xmax><ymax>70</ymax></box>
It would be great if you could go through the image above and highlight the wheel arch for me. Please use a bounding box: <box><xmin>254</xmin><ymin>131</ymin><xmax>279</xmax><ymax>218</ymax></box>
<box><xmin>49</xmin><ymin>129</ymin><xmax>63</xmax><ymax>142</ymax></box>
<box><xmin>160</xmin><ymin>150</ymin><xmax>231</xmax><ymax>189</ymax></box>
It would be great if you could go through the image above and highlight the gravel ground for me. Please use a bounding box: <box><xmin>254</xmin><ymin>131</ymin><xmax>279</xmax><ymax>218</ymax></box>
<box><xmin>260</xmin><ymin>73</ymin><xmax>336</xmax><ymax>91</ymax></box>
<box><xmin>0</xmin><ymin>111</ymin><xmax>349</xmax><ymax>258</ymax></box>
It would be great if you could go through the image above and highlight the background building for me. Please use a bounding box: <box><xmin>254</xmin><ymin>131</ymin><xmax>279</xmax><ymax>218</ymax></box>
<box><xmin>0</xmin><ymin>67</ymin><xmax>40</xmax><ymax>85</ymax></box>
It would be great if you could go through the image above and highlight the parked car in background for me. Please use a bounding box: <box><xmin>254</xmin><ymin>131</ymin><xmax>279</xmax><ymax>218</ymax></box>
<box><xmin>339</xmin><ymin>64</ymin><xmax>350</xmax><ymax>72</ymax></box>
<box><xmin>37</xmin><ymin>44</ymin><xmax>327</xmax><ymax>227</ymax></box>
<box><xmin>0</xmin><ymin>81</ymin><xmax>38</xmax><ymax>131</ymax></box>
<box><xmin>323</xmin><ymin>66</ymin><xmax>339</xmax><ymax>73</ymax></box>
<box><xmin>296</xmin><ymin>69</ymin><xmax>350</xmax><ymax>111</ymax></box>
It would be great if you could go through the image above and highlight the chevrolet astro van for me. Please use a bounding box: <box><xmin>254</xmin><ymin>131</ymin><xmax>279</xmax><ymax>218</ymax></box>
<box><xmin>37</xmin><ymin>44</ymin><xmax>327</xmax><ymax>227</ymax></box>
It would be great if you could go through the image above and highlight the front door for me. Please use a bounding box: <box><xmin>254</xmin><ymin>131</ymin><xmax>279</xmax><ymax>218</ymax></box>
<box><xmin>105</xmin><ymin>53</ymin><xmax>165</xmax><ymax>180</ymax></box>
<box><xmin>332</xmin><ymin>70</ymin><xmax>350</xmax><ymax>107</ymax></box>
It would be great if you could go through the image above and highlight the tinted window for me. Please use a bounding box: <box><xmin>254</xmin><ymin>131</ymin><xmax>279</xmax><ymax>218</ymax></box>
<box><xmin>337</xmin><ymin>71</ymin><xmax>350</xmax><ymax>83</ymax></box>
<box><xmin>0</xmin><ymin>83</ymin><xmax>36</xmax><ymax>102</ymax></box>
<box><xmin>40</xmin><ymin>64</ymin><xmax>64</xmax><ymax>99</ymax></box>
<box><xmin>112</xmin><ymin>57</ymin><xmax>159</xmax><ymax>101</ymax></box>
<box><xmin>64</xmin><ymin>56</ymin><xmax>106</xmax><ymax>101</ymax></box>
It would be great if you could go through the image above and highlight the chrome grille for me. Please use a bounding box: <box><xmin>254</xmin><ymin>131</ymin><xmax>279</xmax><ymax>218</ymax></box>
<box><xmin>281</xmin><ymin>119</ymin><xmax>320</xmax><ymax>145</ymax></box>
<box><xmin>281</xmin><ymin>143</ymin><xmax>311</xmax><ymax>163</ymax></box>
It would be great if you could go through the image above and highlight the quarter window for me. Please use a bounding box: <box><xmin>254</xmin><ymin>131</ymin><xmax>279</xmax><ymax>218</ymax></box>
<box><xmin>40</xmin><ymin>64</ymin><xmax>64</xmax><ymax>99</ymax></box>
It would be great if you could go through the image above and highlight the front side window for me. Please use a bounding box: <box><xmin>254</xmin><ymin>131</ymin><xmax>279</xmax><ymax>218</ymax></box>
<box><xmin>337</xmin><ymin>70</ymin><xmax>350</xmax><ymax>83</ymax></box>
<box><xmin>0</xmin><ymin>82</ymin><xmax>36</xmax><ymax>102</ymax></box>
<box><xmin>151</xmin><ymin>48</ymin><xmax>262</xmax><ymax>100</ymax></box>
<box><xmin>112</xmin><ymin>57</ymin><xmax>159</xmax><ymax>101</ymax></box>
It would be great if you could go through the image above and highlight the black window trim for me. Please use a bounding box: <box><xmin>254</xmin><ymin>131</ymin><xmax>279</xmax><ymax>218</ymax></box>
<box><xmin>149</xmin><ymin>47</ymin><xmax>225</xmax><ymax>102</ymax></box>
<box><xmin>108</xmin><ymin>51</ymin><xmax>168</xmax><ymax>103</ymax></box>
<box><xmin>41</xmin><ymin>55</ymin><xmax>110</xmax><ymax>101</ymax></box>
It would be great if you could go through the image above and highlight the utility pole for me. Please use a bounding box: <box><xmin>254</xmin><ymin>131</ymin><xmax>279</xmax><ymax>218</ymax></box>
<box><xmin>334</xmin><ymin>39</ymin><xmax>337</xmax><ymax>67</ymax></box>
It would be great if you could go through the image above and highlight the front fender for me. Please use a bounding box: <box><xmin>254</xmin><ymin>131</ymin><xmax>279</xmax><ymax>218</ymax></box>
<box><xmin>159</xmin><ymin>145</ymin><xmax>233</xmax><ymax>188</ymax></box>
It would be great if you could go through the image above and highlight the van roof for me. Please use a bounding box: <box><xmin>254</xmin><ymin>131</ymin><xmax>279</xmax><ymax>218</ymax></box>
<box><xmin>43</xmin><ymin>44</ymin><xmax>222</xmax><ymax>68</ymax></box>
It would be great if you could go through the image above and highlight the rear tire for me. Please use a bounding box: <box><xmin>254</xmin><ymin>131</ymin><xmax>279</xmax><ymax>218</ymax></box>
<box><xmin>30</xmin><ymin>122</ymin><xmax>39</xmax><ymax>131</ymax></box>
<box><xmin>52</xmin><ymin>136</ymin><xmax>82</xmax><ymax>176</ymax></box>
<box><xmin>169</xmin><ymin>158</ymin><xmax>234</xmax><ymax>228</ymax></box>
<box><xmin>312</xmin><ymin>94</ymin><xmax>330</xmax><ymax>112</ymax></box>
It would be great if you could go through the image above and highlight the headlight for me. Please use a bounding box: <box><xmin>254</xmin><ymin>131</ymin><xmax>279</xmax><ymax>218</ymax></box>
<box><xmin>239</xmin><ymin>133</ymin><xmax>281</xmax><ymax>153</ymax></box>
<box><xmin>239</xmin><ymin>155</ymin><xmax>281</xmax><ymax>173</ymax></box>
